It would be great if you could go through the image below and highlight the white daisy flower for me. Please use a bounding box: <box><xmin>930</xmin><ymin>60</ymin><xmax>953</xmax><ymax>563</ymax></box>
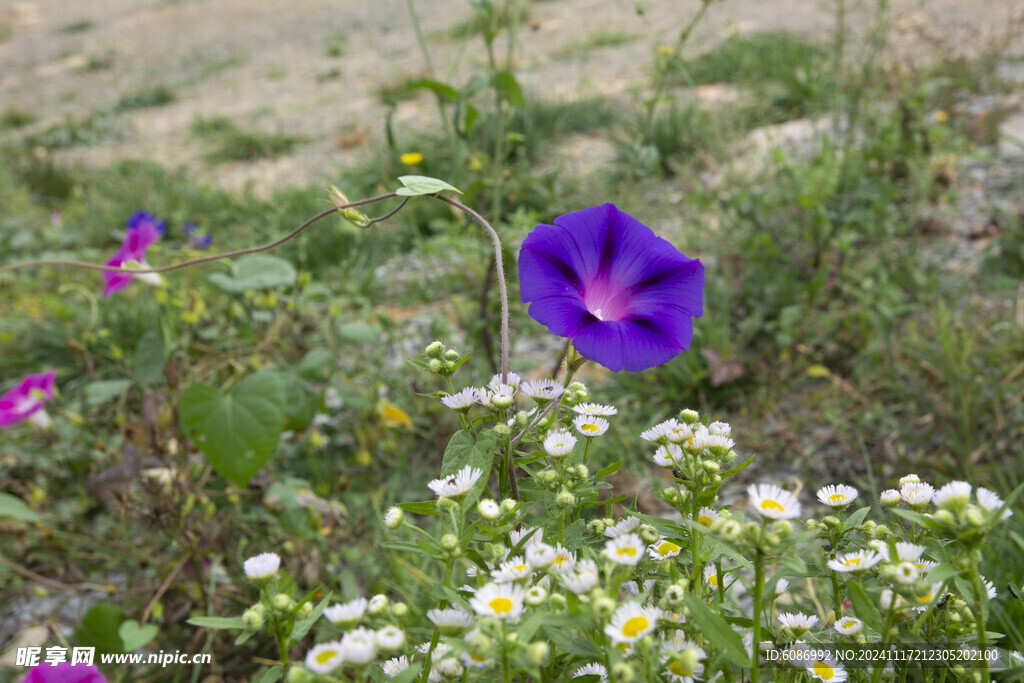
<box><xmin>524</xmin><ymin>585</ymin><xmax>547</xmax><ymax>606</ymax></box>
<box><xmin>572</xmin><ymin>402</ymin><xmax>618</xmax><ymax>416</ymax></box>
<box><xmin>381</xmin><ymin>655</ymin><xmax>409</xmax><ymax>678</ymax></box>
<box><xmin>368</xmin><ymin>594</ymin><xmax>388</xmax><ymax>615</ymax></box>
<box><xmin>977</xmin><ymin>487</ymin><xmax>1013</xmax><ymax>519</ymax></box>
<box><xmin>573</xmin><ymin>414</ymin><xmax>609</xmax><ymax>438</ymax></box>
<box><xmin>572</xmin><ymin>662</ymin><xmax>608</xmax><ymax>681</ymax></box>
<box><xmin>605</xmin><ymin>603</ymin><xmax>659</xmax><ymax>644</ymax></box>
<box><xmin>469</xmin><ymin>583</ymin><xmax>524</xmax><ymax>621</ymax></box>
<box><xmin>899</xmin><ymin>474</ymin><xmax>922</xmax><ymax>487</ymax></box>
<box><xmin>427</xmin><ymin>606</ymin><xmax>473</xmax><ymax>635</ymax></box>
<box><xmin>521</xmin><ymin>379</ymin><xmax>565</xmax><ymax>402</ymax></box>
<box><xmin>324</xmin><ymin>597</ymin><xmax>368</xmax><ymax>626</ymax></box>
<box><xmin>894</xmin><ymin>562</ymin><xmax>920</xmax><ymax>585</ymax></box>
<box><xmin>834</xmin><ymin>616</ymin><xmax>863</xmax><ymax>635</ymax></box>
<box><xmin>428</xmin><ymin>465</ymin><xmax>483</xmax><ymax>498</ymax></box>
<box><xmin>440</xmin><ymin>387</ymin><xmax>479</xmax><ymax>411</ymax></box>
<box><xmin>432</xmin><ymin>644</ymin><xmax>463</xmax><ymax>680</ymax></box>
<box><xmin>687</xmin><ymin>425</ymin><xmax>734</xmax><ymax>453</ymax></box>
<box><xmin>748</xmin><ymin>483</ymin><xmax>802</xmax><ymax>520</ymax></box>
<box><xmin>661</xmin><ymin>632</ymin><xmax>706</xmax><ymax>682</ymax></box>
<box><xmin>376</xmin><ymin>625</ymin><xmax>405</xmax><ymax>650</ymax></box>
<box><xmin>383</xmin><ymin>506</ymin><xmax>404</xmax><ymax>529</ymax></box>
<box><xmin>604</xmin><ymin>516</ymin><xmax>642</xmax><ymax>538</ymax></box>
<box><xmin>305</xmin><ymin>641</ymin><xmax>344</xmax><ymax>674</ymax></box>
<box><xmin>659</xmin><ymin>608</ymin><xmax>687</xmax><ymax>624</ymax></box>
<box><xmin>703</xmin><ymin>563</ymin><xmax>722</xmax><ymax>589</ymax></box>
<box><xmin>243</xmin><ymin>552</ymin><xmax>280</xmax><ymax>581</ymax></box>
<box><xmin>983</xmin><ymin>576</ymin><xmax>997</xmax><ymax>599</ymax></box>
<box><xmin>488</xmin><ymin>372</ymin><xmax>521</xmax><ymax>392</ymax></box>
<box><xmin>817</xmin><ymin>484</ymin><xmax>859</xmax><ymax>507</ymax></box>
<box><xmin>477</xmin><ymin>499</ymin><xmax>500</xmax><ymax>520</ymax></box>
<box><xmin>550</xmin><ymin>545</ymin><xmax>576</xmax><ymax>575</ymax></box>
<box><xmin>894</xmin><ymin>542</ymin><xmax>925</xmax><ymax>562</ymax></box>
<box><xmin>641</xmin><ymin>418</ymin><xmax>680</xmax><ymax>443</ymax></box>
<box><xmin>648</xmin><ymin>537</ymin><xmax>683</xmax><ymax>560</ymax></box>
<box><xmin>900</xmin><ymin>482</ymin><xmax>935</xmax><ymax>509</ymax></box>
<box><xmin>779</xmin><ymin>612</ymin><xmax>819</xmax><ymax>634</ymax></box>
<box><xmin>807</xmin><ymin>657</ymin><xmax>847</xmax><ymax>682</ymax></box>
<box><xmin>604</xmin><ymin>533</ymin><xmax>645</xmax><ymax>566</ymax></box>
<box><xmin>492</xmin><ymin>555</ymin><xmax>533</xmax><ymax>583</ymax></box>
<box><xmin>460</xmin><ymin>649</ymin><xmax>494</xmax><ymax>669</ymax></box>
<box><xmin>773</xmin><ymin>578</ymin><xmax>790</xmax><ymax>595</ymax></box>
<box><xmin>910</xmin><ymin>582</ymin><xmax>944</xmax><ymax>611</ymax></box>
<box><xmin>560</xmin><ymin>559</ymin><xmax>600</xmax><ymax>594</ymax></box>
<box><xmin>932</xmin><ymin>481</ymin><xmax>972</xmax><ymax>511</ymax></box>
<box><xmin>543</xmin><ymin>430</ymin><xmax>577</xmax><ymax>457</ymax></box>
<box><xmin>708</xmin><ymin>421</ymin><xmax>732</xmax><ymax>436</ymax></box>
<box><xmin>341</xmin><ymin>626</ymin><xmax>378</xmax><ymax>665</ymax></box>
<box><xmin>827</xmin><ymin>550</ymin><xmax>883</xmax><ymax>573</ymax></box>
<box><xmin>653</xmin><ymin>444</ymin><xmax>683</xmax><ymax>467</ymax></box>
<box><xmin>696</xmin><ymin>507</ymin><xmax>719</xmax><ymax>528</ymax></box>
<box><xmin>880</xmin><ymin>489</ymin><xmax>901</xmax><ymax>507</ymax></box>
<box><xmin>915</xmin><ymin>560</ymin><xmax>938</xmax><ymax>575</ymax></box>
<box><xmin>510</xmin><ymin>526</ymin><xmax>543</xmax><ymax>548</ymax></box>
<box><xmin>667</xmin><ymin>422</ymin><xmax>696</xmax><ymax>445</ymax></box>
<box><xmin>525</xmin><ymin>542</ymin><xmax>556</xmax><ymax>569</ymax></box>
<box><xmin>622</xmin><ymin>579</ymin><xmax>657</xmax><ymax>596</ymax></box>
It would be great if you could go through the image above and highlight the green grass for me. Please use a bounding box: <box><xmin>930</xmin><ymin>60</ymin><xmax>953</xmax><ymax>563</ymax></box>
<box><xmin>23</xmin><ymin>110</ymin><xmax>125</xmax><ymax>149</ymax></box>
<box><xmin>1</xmin><ymin>108</ymin><xmax>37</xmax><ymax>130</ymax></box>
<box><xmin>191</xmin><ymin>116</ymin><xmax>305</xmax><ymax>162</ymax></box>
<box><xmin>116</xmin><ymin>85</ymin><xmax>177</xmax><ymax>111</ymax></box>
<box><xmin>552</xmin><ymin>30</ymin><xmax>638</xmax><ymax>59</ymax></box>
<box><xmin>58</xmin><ymin>19</ymin><xmax>95</xmax><ymax>34</ymax></box>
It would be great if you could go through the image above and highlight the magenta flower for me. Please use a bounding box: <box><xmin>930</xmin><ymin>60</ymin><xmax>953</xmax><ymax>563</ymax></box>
<box><xmin>0</xmin><ymin>370</ymin><xmax>56</xmax><ymax>428</ymax></box>
<box><xmin>518</xmin><ymin>203</ymin><xmax>704</xmax><ymax>372</ymax></box>
<box><xmin>103</xmin><ymin>213</ymin><xmax>163</xmax><ymax>298</ymax></box>
<box><xmin>22</xmin><ymin>662</ymin><xmax>107</xmax><ymax>683</ymax></box>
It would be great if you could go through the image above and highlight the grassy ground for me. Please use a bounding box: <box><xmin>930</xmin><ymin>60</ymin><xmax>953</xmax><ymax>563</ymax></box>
<box><xmin>1</xmin><ymin>3</ymin><xmax>1023</xmax><ymax>680</ymax></box>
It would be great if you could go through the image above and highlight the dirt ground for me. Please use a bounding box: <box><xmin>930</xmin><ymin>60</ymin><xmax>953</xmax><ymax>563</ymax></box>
<box><xmin>0</xmin><ymin>0</ymin><xmax>1021</xmax><ymax>192</ymax></box>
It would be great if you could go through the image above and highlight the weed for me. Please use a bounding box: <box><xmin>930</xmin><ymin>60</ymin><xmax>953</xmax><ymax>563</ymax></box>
<box><xmin>552</xmin><ymin>30</ymin><xmax>638</xmax><ymax>59</ymax></box>
<box><xmin>324</xmin><ymin>31</ymin><xmax>346</xmax><ymax>58</ymax></box>
<box><xmin>58</xmin><ymin>19</ymin><xmax>95</xmax><ymax>34</ymax></box>
<box><xmin>116</xmin><ymin>85</ymin><xmax>177</xmax><ymax>111</ymax></box>
<box><xmin>24</xmin><ymin>110</ymin><xmax>126</xmax><ymax>149</ymax></box>
<box><xmin>1</xmin><ymin>108</ymin><xmax>38</xmax><ymax>130</ymax></box>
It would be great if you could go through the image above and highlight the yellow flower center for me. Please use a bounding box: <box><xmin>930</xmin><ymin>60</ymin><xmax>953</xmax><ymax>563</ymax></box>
<box><xmin>582</xmin><ymin>423</ymin><xmax>600</xmax><ymax>434</ymax></box>
<box><xmin>761</xmin><ymin>499</ymin><xmax>784</xmax><ymax>512</ymax></box>
<box><xmin>845</xmin><ymin>557</ymin><xmax>862</xmax><ymax>567</ymax></box>
<box><xmin>489</xmin><ymin>597</ymin><xmax>513</xmax><ymax>614</ymax></box>
<box><xmin>554</xmin><ymin>556</ymin><xmax>568</xmax><ymax>568</ymax></box>
<box><xmin>514</xmin><ymin>564</ymin><xmax>527</xmax><ymax>572</ymax></box>
<box><xmin>813</xmin><ymin>662</ymin><xmax>835</xmax><ymax>679</ymax></box>
<box><xmin>315</xmin><ymin>649</ymin><xmax>339</xmax><ymax>665</ymax></box>
<box><xmin>915</xmin><ymin>592</ymin><xmax>933</xmax><ymax>604</ymax></box>
<box><xmin>828</xmin><ymin>493</ymin><xmax>847</xmax><ymax>504</ymax></box>
<box><xmin>658</xmin><ymin>541</ymin><xmax>680</xmax><ymax>556</ymax></box>
<box><xmin>400</xmin><ymin>152</ymin><xmax>423</xmax><ymax>165</ymax></box>
<box><xmin>698</xmin><ymin>516</ymin><xmax>712</xmax><ymax>527</ymax></box>
<box><xmin>622</xmin><ymin>616</ymin><xmax>649</xmax><ymax>637</ymax></box>
<box><xmin>707</xmin><ymin>574</ymin><xmax>719</xmax><ymax>588</ymax></box>
<box><xmin>668</xmin><ymin>661</ymin><xmax>689</xmax><ymax>675</ymax></box>
<box><xmin>617</xmin><ymin>546</ymin><xmax>637</xmax><ymax>557</ymax></box>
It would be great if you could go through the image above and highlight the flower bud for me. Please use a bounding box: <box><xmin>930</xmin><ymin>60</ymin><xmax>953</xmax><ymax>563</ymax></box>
<box><xmin>427</xmin><ymin>358</ymin><xmax>444</xmax><ymax>374</ymax></box>
<box><xmin>663</xmin><ymin>583</ymin><xmax>686</xmax><ymax>607</ymax></box>
<box><xmin>440</xmin><ymin>533</ymin><xmax>459</xmax><ymax>551</ymax></box>
<box><xmin>720</xmin><ymin>519</ymin><xmax>742</xmax><ymax>542</ymax></box>
<box><xmin>425</xmin><ymin>341</ymin><xmax>445</xmax><ymax>359</ymax></box>
<box><xmin>805</xmin><ymin>518</ymin><xmax>819</xmax><ymax>530</ymax></box>
<box><xmin>500</xmin><ymin>498</ymin><xmax>518</xmax><ymax>515</ymax></box>
<box><xmin>444</xmin><ymin>349</ymin><xmax>459</xmax><ymax>361</ymax></box>
<box><xmin>492</xmin><ymin>422</ymin><xmax>511</xmax><ymax>439</ymax></box>
<box><xmin>611</xmin><ymin>662</ymin><xmax>635</xmax><ymax>683</ymax></box>
<box><xmin>662</xmin><ymin>487</ymin><xmax>682</xmax><ymax>504</ymax></box>
<box><xmin>880</xmin><ymin>489</ymin><xmax>901</xmax><ymax>507</ymax></box>
<box><xmin>478</xmin><ymin>499</ymin><xmax>500</xmax><ymax>520</ymax></box>
<box><xmin>368</xmin><ymin>594</ymin><xmax>389</xmax><ymax>615</ymax></box>
<box><xmin>550</xmin><ymin>593</ymin><xmax>567</xmax><ymax>610</ymax></box>
<box><xmin>587</xmin><ymin>519</ymin><xmax>607</xmax><ymax>536</ymax></box>
<box><xmin>575</xmin><ymin>464</ymin><xmax>589</xmax><ymax>479</ymax></box>
<box><xmin>441</xmin><ymin>360</ymin><xmax>456</xmax><ymax>374</ymax></box>
<box><xmin>763</xmin><ymin>532</ymin><xmax>781</xmax><ymax>547</ymax></box>
<box><xmin>492</xmin><ymin>394</ymin><xmax>514</xmax><ymax>410</ymax></box>
<box><xmin>593</xmin><ymin>596</ymin><xmax>616</xmax><ymax>618</ymax></box>
<box><xmin>328</xmin><ymin>185</ymin><xmax>372</xmax><ymax>228</ymax></box>
<box><xmin>437</xmin><ymin>496</ymin><xmax>458</xmax><ymax>512</ymax></box>
<box><xmin>287</xmin><ymin>667</ymin><xmax>315</xmax><ymax>683</ymax></box>
<box><xmin>678</xmin><ymin>409</ymin><xmax>700</xmax><ymax>425</ymax></box>
<box><xmin>965</xmin><ymin>506</ymin><xmax>985</xmax><ymax>528</ymax></box>
<box><xmin>933</xmin><ymin>509</ymin><xmax>955</xmax><ymax>526</ymax></box>
<box><xmin>528</xmin><ymin>641</ymin><xmax>550</xmax><ymax>666</ymax></box>
<box><xmin>772</xmin><ymin>520</ymin><xmax>793</xmax><ymax>537</ymax></box>
<box><xmin>640</xmin><ymin>525</ymin><xmax>660</xmax><ymax>544</ymax></box>
<box><xmin>823</xmin><ymin>516</ymin><xmax>841</xmax><ymax>529</ymax></box>
<box><xmin>555</xmin><ymin>489</ymin><xmax>577</xmax><ymax>508</ymax></box>
<box><xmin>271</xmin><ymin>594</ymin><xmax>294</xmax><ymax>613</ymax></box>
<box><xmin>514</xmin><ymin>411</ymin><xmax>530</xmax><ymax>428</ymax></box>
<box><xmin>242</xmin><ymin>607</ymin><xmax>264</xmax><ymax>630</ymax></box>
<box><xmin>297</xmin><ymin>602</ymin><xmax>312</xmax><ymax>619</ymax></box>
<box><xmin>505</xmin><ymin>632</ymin><xmax>519</xmax><ymax>646</ymax></box>
<box><xmin>391</xmin><ymin>602</ymin><xmax>408</xmax><ymax>619</ymax></box>
<box><xmin>469</xmin><ymin>632</ymin><xmax>493</xmax><ymax>658</ymax></box>
<box><xmin>383</xmin><ymin>506</ymin><xmax>404</xmax><ymax>530</ymax></box>
<box><xmin>860</xmin><ymin>520</ymin><xmax>877</xmax><ymax>538</ymax></box>
<box><xmin>537</xmin><ymin>469</ymin><xmax>558</xmax><ymax>486</ymax></box>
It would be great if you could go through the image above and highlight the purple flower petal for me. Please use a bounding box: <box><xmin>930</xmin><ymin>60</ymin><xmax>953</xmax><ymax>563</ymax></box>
<box><xmin>0</xmin><ymin>369</ymin><xmax>56</xmax><ymax>427</ymax></box>
<box><xmin>128</xmin><ymin>210</ymin><xmax>165</xmax><ymax>239</ymax></box>
<box><xmin>102</xmin><ymin>214</ymin><xmax>162</xmax><ymax>297</ymax></box>
<box><xmin>22</xmin><ymin>662</ymin><xmax>107</xmax><ymax>683</ymax></box>
<box><xmin>519</xmin><ymin>203</ymin><xmax>704</xmax><ymax>372</ymax></box>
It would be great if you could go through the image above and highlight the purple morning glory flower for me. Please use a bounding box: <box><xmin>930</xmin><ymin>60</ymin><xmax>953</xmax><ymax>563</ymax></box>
<box><xmin>22</xmin><ymin>662</ymin><xmax>107</xmax><ymax>683</ymax></box>
<box><xmin>0</xmin><ymin>369</ymin><xmax>56</xmax><ymax>428</ymax></box>
<box><xmin>127</xmin><ymin>210</ymin><xmax>166</xmax><ymax>238</ymax></box>
<box><xmin>183</xmin><ymin>222</ymin><xmax>212</xmax><ymax>249</ymax></box>
<box><xmin>103</xmin><ymin>218</ymin><xmax>162</xmax><ymax>298</ymax></box>
<box><xmin>518</xmin><ymin>203</ymin><xmax>704</xmax><ymax>372</ymax></box>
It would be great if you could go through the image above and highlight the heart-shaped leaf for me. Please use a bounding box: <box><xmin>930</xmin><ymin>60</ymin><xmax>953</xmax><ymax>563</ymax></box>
<box><xmin>74</xmin><ymin>603</ymin><xmax>125</xmax><ymax>654</ymax></box>
<box><xmin>208</xmin><ymin>254</ymin><xmax>297</xmax><ymax>293</ymax></box>
<box><xmin>119</xmin><ymin>619</ymin><xmax>159</xmax><ymax>651</ymax></box>
<box><xmin>179</xmin><ymin>371</ymin><xmax>286</xmax><ymax>487</ymax></box>
<box><xmin>395</xmin><ymin>175</ymin><xmax>462</xmax><ymax>197</ymax></box>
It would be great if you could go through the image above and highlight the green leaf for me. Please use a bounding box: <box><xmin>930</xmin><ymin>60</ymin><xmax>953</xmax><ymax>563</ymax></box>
<box><xmin>133</xmin><ymin>329</ymin><xmax>166</xmax><ymax>385</ymax></box>
<box><xmin>846</xmin><ymin>581</ymin><xmax>884</xmax><ymax>633</ymax></box>
<box><xmin>235</xmin><ymin>630</ymin><xmax>256</xmax><ymax>645</ymax></box>
<box><xmin>595</xmin><ymin>459</ymin><xmax>623</xmax><ymax>478</ymax></box>
<box><xmin>297</xmin><ymin>348</ymin><xmax>335</xmax><ymax>381</ymax></box>
<box><xmin>438</xmin><ymin>430</ymin><xmax>495</xmax><ymax>507</ymax></box>
<box><xmin>208</xmin><ymin>254</ymin><xmax>297</xmax><ymax>293</ymax></box>
<box><xmin>75</xmin><ymin>603</ymin><xmax>125</xmax><ymax>654</ymax></box>
<box><xmin>118</xmin><ymin>619</ymin><xmax>159</xmax><ymax>651</ymax></box>
<box><xmin>395</xmin><ymin>175</ymin><xmax>462</xmax><ymax>197</ymax></box>
<box><xmin>179</xmin><ymin>371</ymin><xmax>287</xmax><ymax>487</ymax></box>
<box><xmin>400</xmin><ymin>500</ymin><xmax>439</xmax><ymax>515</ymax></box>
<box><xmin>0</xmin><ymin>492</ymin><xmax>39</xmax><ymax>522</ymax></box>
<box><xmin>682</xmin><ymin>592</ymin><xmax>750</xmax><ymax>667</ymax></box>
<box><xmin>84</xmin><ymin>379</ymin><xmax>131</xmax><ymax>406</ymax></box>
<box><xmin>290</xmin><ymin>593</ymin><xmax>331</xmax><ymax>645</ymax></box>
<box><xmin>186</xmin><ymin>616</ymin><xmax>246</xmax><ymax>630</ymax></box>
<box><xmin>398</xmin><ymin>78</ymin><xmax>460</xmax><ymax>104</ymax></box>
<box><xmin>264</xmin><ymin>369</ymin><xmax>319</xmax><ymax>430</ymax></box>
<box><xmin>721</xmin><ymin>453</ymin><xmax>755</xmax><ymax>479</ymax></box>
<box><xmin>337</xmin><ymin>321</ymin><xmax>379</xmax><ymax>344</ymax></box>
<box><xmin>258</xmin><ymin>665</ymin><xmax>283</xmax><ymax>683</ymax></box>
<box><xmin>490</xmin><ymin>71</ymin><xmax>526</xmax><ymax>107</ymax></box>
<box><xmin>562</xmin><ymin>518</ymin><xmax>586</xmax><ymax>551</ymax></box>
<box><xmin>844</xmin><ymin>506</ymin><xmax>871</xmax><ymax>528</ymax></box>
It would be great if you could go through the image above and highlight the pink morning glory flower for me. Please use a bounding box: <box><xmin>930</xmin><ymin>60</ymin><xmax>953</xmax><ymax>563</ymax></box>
<box><xmin>22</xmin><ymin>662</ymin><xmax>107</xmax><ymax>683</ymax></box>
<box><xmin>102</xmin><ymin>212</ymin><xmax>164</xmax><ymax>297</ymax></box>
<box><xmin>0</xmin><ymin>370</ymin><xmax>56</xmax><ymax>428</ymax></box>
<box><xmin>518</xmin><ymin>203</ymin><xmax>704</xmax><ymax>372</ymax></box>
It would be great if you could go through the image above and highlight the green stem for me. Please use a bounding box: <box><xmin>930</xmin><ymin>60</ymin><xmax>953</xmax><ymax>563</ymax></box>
<box><xmin>969</xmin><ymin>569</ymin><xmax>990</xmax><ymax>683</ymax></box>
<box><xmin>830</xmin><ymin>568</ymin><xmax>842</xmax><ymax>620</ymax></box>
<box><xmin>751</xmin><ymin>552</ymin><xmax>765</xmax><ymax>683</ymax></box>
